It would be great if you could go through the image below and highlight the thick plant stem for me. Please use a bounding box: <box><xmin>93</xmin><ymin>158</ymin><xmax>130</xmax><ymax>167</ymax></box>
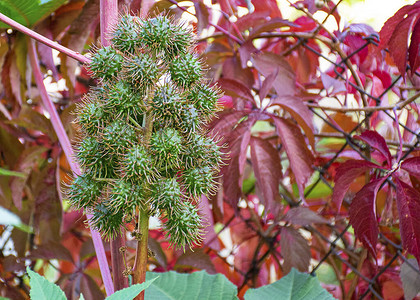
<box><xmin>133</xmin><ymin>208</ymin><xmax>149</xmax><ymax>300</ymax></box>
<box><xmin>0</xmin><ymin>12</ymin><xmax>90</xmax><ymax>64</ymax></box>
<box><xmin>99</xmin><ymin>0</ymin><xmax>126</xmax><ymax>291</ymax></box>
<box><xmin>28</xmin><ymin>39</ymin><xmax>114</xmax><ymax>296</ymax></box>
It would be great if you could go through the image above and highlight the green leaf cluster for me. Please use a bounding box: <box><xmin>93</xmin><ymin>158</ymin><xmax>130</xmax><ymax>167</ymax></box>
<box><xmin>67</xmin><ymin>15</ymin><xmax>223</xmax><ymax>249</ymax></box>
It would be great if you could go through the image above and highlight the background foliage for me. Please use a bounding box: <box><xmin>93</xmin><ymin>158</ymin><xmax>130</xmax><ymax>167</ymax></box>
<box><xmin>1</xmin><ymin>0</ymin><xmax>420</xmax><ymax>299</ymax></box>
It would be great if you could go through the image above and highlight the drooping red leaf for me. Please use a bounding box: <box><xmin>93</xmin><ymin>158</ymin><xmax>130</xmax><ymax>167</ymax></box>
<box><xmin>175</xmin><ymin>248</ymin><xmax>216</xmax><ymax>274</ymax></box>
<box><xmin>80</xmin><ymin>273</ymin><xmax>105</xmax><ymax>300</ymax></box>
<box><xmin>194</xmin><ymin>2</ymin><xmax>210</xmax><ymax>35</ymax></box>
<box><xmin>270</xmin><ymin>96</ymin><xmax>315</xmax><ymax>147</ymax></box>
<box><xmin>250</xmin><ymin>136</ymin><xmax>282</xmax><ymax>214</ymax></box>
<box><xmin>238</xmin><ymin>123</ymin><xmax>252</xmax><ymax>174</ymax></box>
<box><xmin>251</xmin><ymin>0</ymin><xmax>282</xmax><ymax>18</ymax></box>
<box><xmin>379</xmin><ymin>2</ymin><xmax>420</xmax><ymax>76</ymax></box>
<box><xmin>409</xmin><ymin>18</ymin><xmax>420</xmax><ymax>72</ymax></box>
<box><xmin>199</xmin><ymin>195</ymin><xmax>221</xmax><ymax>251</ymax></box>
<box><xmin>238</xmin><ymin>40</ymin><xmax>258</xmax><ymax>69</ymax></box>
<box><xmin>217</xmin><ymin>78</ymin><xmax>255</xmax><ymax>106</ymax></box>
<box><xmin>272</xmin><ymin>116</ymin><xmax>314</xmax><ymax>200</ymax></box>
<box><xmin>280</xmin><ymin>226</ymin><xmax>311</xmax><ymax>274</ymax></box>
<box><xmin>207</xmin><ymin>110</ymin><xmax>247</xmax><ymax>141</ymax></box>
<box><xmin>401</xmin><ymin>156</ymin><xmax>420</xmax><ymax>178</ymax></box>
<box><xmin>248</xmin><ymin>18</ymin><xmax>295</xmax><ymax>38</ymax></box>
<box><xmin>283</xmin><ymin>207</ymin><xmax>329</xmax><ymax>226</ymax></box>
<box><xmin>252</xmin><ymin>52</ymin><xmax>296</xmax><ymax>97</ymax></box>
<box><xmin>349</xmin><ymin>177</ymin><xmax>387</xmax><ymax>257</ymax></box>
<box><xmin>235</xmin><ymin>11</ymin><xmax>270</xmax><ymax>32</ymax></box>
<box><xmin>394</xmin><ymin>178</ymin><xmax>420</xmax><ymax>263</ymax></box>
<box><xmin>355</xmin><ymin>130</ymin><xmax>393</xmax><ymax>168</ymax></box>
<box><xmin>259</xmin><ymin>68</ymin><xmax>278</xmax><ymax>102</ymax></box>
<box><xmin>332</xmin><ymin>159</ymin><xmax>382</xmax><ymax>211</ymax></box>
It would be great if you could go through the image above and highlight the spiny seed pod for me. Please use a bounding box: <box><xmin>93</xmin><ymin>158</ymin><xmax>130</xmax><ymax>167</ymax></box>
<box><xmin>183</xmin><ymin>133</ymin><xmax>224</xmax><ymax>168</ymax></box>
<box><xmin>89</xmin><ymin>46</ymin><xmax>123</xmax><ymax>80</ymax></box>
<box><xmin>111</xmin><ymin>15</ymin><xmax>142</xmax><ymax>54</ymax></box>
<box><xmin>102</xmin><ymin>80</ymin><xmax>144</xmax><ymax>118</ymax></box>
<box><xmin>119</xmin><ymin>144</ymin><xmax>156</xmax><ymax>182</ymax></box>
<box><xmin>110</xmin><ymin>179</ymin><xmax>146</xmax><ymax>212</ymax></box>
<box><xmin>187</xmin><ymin>83</ymin><xmax>221</xmax><ymax>120</ymax></box>
<box><xmin>179</xmin><ymin>104</ymin><xmax>201</xmax><ymax>134</ymax></box>
<box><xmin>150</xmin><ymin>84</ymin><xmax>184</xmax><ymax>126</ymax></box>
<box><xmin>101</xmin><ymin>120</ymin><xmax>137</xmax><ymax>153</ymax></box>
<box><xmin>169</xmin><ymin>53</ymin><xmax>201</xmax><ymax>89</ymax></box>
<box><xmin>76</xmin><ymin>136</ymin><xmax>115</xmax><ymax>177</ymax></box>
<box><xmin>67</xmin><ymin>174</ymin><xmax>103</xmax><ymax>209</ymax></box>
<box><xmin>139</xmin><ymin>15</ymin><xmax>193</xmax><ymax>60</ymax></box>
<box><xmin>76</xmin><ymin>99</ymin><xmax>107</xmax><ymax>136</ymax></box>
<box><xmin>123</xmin><ymin>52</ymin><xmax>159</xmax><ymax>90</ymax></box>
<box><xmin>164</xmin><ymin>201</ymin><xmax>203</xmax><ymax>250</ymax></box>
<box><xmin>182</xmin><ymin>166</ymin><xmax>216</xmax><ymax>197</ymax></box>
<box><xmin>150</xmin><ymin>128</ymin><xmax>183</xmax><ymax>170</ymax></box>
<box><xmin>90</xmin><ymin>201</ymin><xmax>124</xmax><ymax>240</ymax></box>
<box><xmin>151</xmin><ymin>178</ymin><xmax>182</xmax><ymax>212</ymax></box>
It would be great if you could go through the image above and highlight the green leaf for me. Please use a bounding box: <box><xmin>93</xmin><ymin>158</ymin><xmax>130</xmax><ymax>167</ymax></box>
<box><xmin>0</xmin><ymin>297</ymin><xmax>12</xmax><ymax>300</ymax></box>
<box><xmin>0</xmin><ymin>0</ymin><xmax>67</xmax><ymax>28</ymax></box>
<box><xmin>0</xmin><ymin>167</ymin><xmax>25</xmax><ymax>178</ymax></box>
<box><xmin>145</xmin><ymin>270</ymin><xmax>238</xmax><ymax>299</ymax></box>
<box><xmin>244</xmin><ymin>268</ymin><xmax>335</xmax><ymax>300</ymax></box>
<box><xmin>105</xmin><ymin>278</ymin><xmax>157</xmax><ymax>300</ymax></box>
<box><xmin>0</xmin><ymin>206</ymin><xmax>32</xmax><ymax>233</ymax></box>
<box><xmin>27</xmin><ymin>267</ymin><xmax>66</xmax><ymax>300</ymax></box>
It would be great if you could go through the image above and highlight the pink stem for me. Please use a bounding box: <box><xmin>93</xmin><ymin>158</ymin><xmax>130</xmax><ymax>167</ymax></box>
<box><xmin>0</xmin><ymin>12</ymin><xmax>90</xmax><ymax>65</ymax></box>
<box><xmin>100</xmin><ymin>0</ymin><xmax>128</xmax><ymax>292</ymax></box>
<box><xmin>28</xmin><ymin>39</ymin><xmax>114</xmax><ymax>296</ymax></box>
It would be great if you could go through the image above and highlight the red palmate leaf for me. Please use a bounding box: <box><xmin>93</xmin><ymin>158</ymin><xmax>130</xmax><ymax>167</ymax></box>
<box><xmin>249</xmin><ymin>136</ymin><xmax>282</xmax><ymax>214</ymax></box>
<box><xmin>355</xmin><ymin>130</ymin><xmax>393</xmax><ymax>168</ymax></box>
<box><xmin>394</xmin><ymin>178</ymin><xmax>420</xmax><ymax>263</ymax></box>
<box><xmin>332</xmin><ymin>159</ymin><xmax>383</xmax><ymax>210</ymax></box>
<box><xmin>235</xmin><ymin>11</ymin><xmax>270</xmax><ymax>32</ymax></box>
<box><xmin>349</xmin><ymin>177</ymin><xmax>387</xmax><ymax>257</ymax></box>
<box><xmin>251</xmin><ymin>52</ymin><xmax>296</xmax><ymax>97</ymax></box>
<box><xmin>280</xmin><ymin>226</ymin><xmax>311</xmax><ymax>274</ymax></box>
<box><xmin>217</xmin><ymin>78</ymin><xmax>255</xmax><ymax>106</ymax></box>
<box><xmin>401</xmin><ymin>156</ymin><xmax>420</xmax><ymax>178</ymax></box>
<box><xmin>259</xmin><ymin>68</ymin><xmax>277</xmax><ymax>102</ymax></box>
<box><xmin>409</xmin><ymin>19</ymin><xmax>420</xmax><ymax>72</ymax></box>
<box><xmin>270</xmin><ymin>96</ymin><xmax>315</xmax><ymax>147</ymax></box>
<box><xmin>283</xmin><ymin>207</ymin><xmax>329</xmax><ymax>226</ymax></box>
<box><xmin>248</xmin><ymin>18</ymin><xmax>296</xmax><ymax>38</ymax></box>
<box><xmin>379</xmin><ymin>2</ymin><xmax>420</xmax><ymax>76</ymax></box>
<box><xmin>272</xmin><ymin>116</ymin><xmax>314</xmax><ymax>200</ymax></box>
<box><xmin>199</xmin><ymin>195</ymin><xmax>221</xmax><ymax>251</ymax></box>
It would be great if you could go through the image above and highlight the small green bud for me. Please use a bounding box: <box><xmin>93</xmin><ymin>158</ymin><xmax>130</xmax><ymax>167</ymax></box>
<box><xmin>89</xmin><ymin>46</ymin><xmax>123</xmax><ymax>80</ymax></box>
<box><xmin>67</xmin><ymin>174</ymin><xmax>103</xmax><ymax>209</ymax></box>
<box><xmin>169</xmin><ymin>53</ymin><xmax>201</xmax><ymax>89</ymax></box>
<box><xmin>164</xmin><ymin>201</ymin><xmax>203</xmax><ymax>250</ymax></box>
<box><xmin>111</xmin><ymin>15</ymin><xmax>142</xmax><ymax>54</ymax></box>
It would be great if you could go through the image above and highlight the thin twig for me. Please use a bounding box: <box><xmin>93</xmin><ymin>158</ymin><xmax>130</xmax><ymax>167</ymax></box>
<box><xmin>0</xmin><ymin>12</ymin><xmax>90</xmax><ymax>64</ymax></box>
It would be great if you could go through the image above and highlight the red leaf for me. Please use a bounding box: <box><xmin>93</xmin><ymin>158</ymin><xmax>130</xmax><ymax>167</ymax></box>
<box><xmin>280</xmin><ymin>226</ymin><xmax>311</xmax><ymax>274</ymax></box>
<box><xmin>175</xmin><ymin>248</ymin><xmax>216</xmax><ymax>274</ymax></box>
<box><xmin>355</xmin><ymin>130</ymin><xmax>393</xmax><ymax>168</ymax></box>
<box><xmin>217</xmin><ymin>78</ymin><xmax>255</xmax><ymax>105</ymax></box>
<box><xmin>332</xmin><ymin>159</ymin><xmax>382</xmax><ymax>211</ymax></box>
<box><xmin>80</xmin><ymin>273</ymin><xmax>105</xmax><ymax>300</ymax></box>
<box><xmin>401</xmin><ymin>157</ymin><xmax>420</xmax><ymax>178</ymax></box>
<box><xmin>252</xmin><ymin>52</ymin><xmax>296</xmax><ymax>97</ymax></box>
<box><xmin>238</xmin><ymin>40</ymin><xmax>257</xmax><ymax>69</ymax></box>
<box><xmin>207</xmin><ymin>110</ymin><xmax>247</xmax><ymax>141</ymax></box>
<box><xmin>250</xmin><ymin>137</ymin><xmax>282</xmax><ymax>213</ymax></box>
<box><xmin>235</xmin><ymin>11</ymin><xmax>270</xmax><ymax>32</ymax></box>
<box><xmin>379</xmin><ymin>2</ymin><xmax>420</xmax><ymax>76</ymax></box>
<box><xmin>251</xmin><ymin>0</ymin><xmax>282</xmax><ymax>18</ymax></box>
<box><xmin>194</xmin><ymin>2</ymin><xmax>210</xmax><ymax>35</ymax></box>
<box><xmin>259</xmin><ymin>68</ymin><xmax>278</xmax><ymax>102</ymax></box>
<box><xmin>349</xmin><ymin>177</ymin><xmax>386</xmax><ymax>257</ymax></box>
<box><xmin>273</xmin><ymin>117</ymin><xmax>314</xmax><ymax>200</ymax></box>
<box><xmin>270</xmin><ymin>96</ymin><xmax>315</xmax><ymax>147</ymax></box>
<box><xmin>283</xmin><ymin>207</ymin><xmax>329</xmax><ymax>226</ymax></box>
<box><xmin>409</xmin><ymin>19</ymin><xmax>420</xmax><ymax>72</ymax></box>
<box><xmin>199</xmin><ymin>195</ymin><xmax>221</xmax><ymax>251</ymax></box>
<box><xmin>248</xmin><ymin>18</ymin><xmax>296</xmax><ymax>38</ymax></box>
<box><xmin>395</xmin><ymin>178</ymin><xmax>420</xmax><ymax>262</ymax></box>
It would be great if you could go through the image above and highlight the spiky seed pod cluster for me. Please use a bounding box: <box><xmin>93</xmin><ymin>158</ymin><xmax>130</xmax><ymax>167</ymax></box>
<box><xmin>67</xmin><ymin>14</ymin><xmax>223</xmax><ymax>248</ymax></box>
